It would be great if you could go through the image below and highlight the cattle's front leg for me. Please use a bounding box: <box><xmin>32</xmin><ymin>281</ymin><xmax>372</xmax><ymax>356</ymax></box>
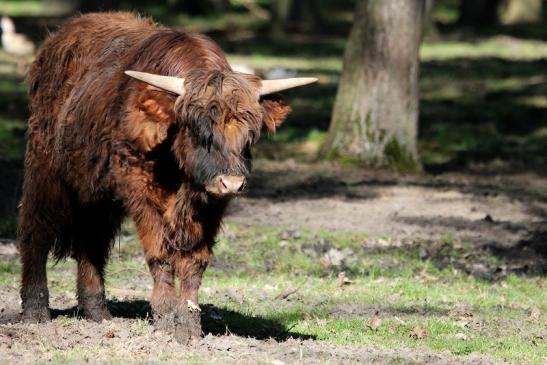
<box><xmin>172</xmin><ymin>245</ymin><xmax>211</xmax><ymax>341</ymax></box>
<box><xmin>136</xmin><ymin>226</ymin><xmax>177</xmax><ymax>319</ymax></box>
<box><xmin>177</xmin><ymin>245</ymin><xmax>210</xmax><ymax>307</ymax></box>
<box><xmin>76</xmin><ymin>253</ymin><xmax>111</xmax><ymax>321</ymax></box>
<box><xmin>134</xmin><ymin>215</ymin><xmax>202</xmax><ymax>344</ymax></box>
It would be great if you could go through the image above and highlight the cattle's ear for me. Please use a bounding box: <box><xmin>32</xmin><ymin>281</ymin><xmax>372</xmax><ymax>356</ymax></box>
<box><xmin>260</xmin><ymin>94</ymin><xmax>291</xmax><ymax>132</ymax></box>
<box><xmin>128</xmin><ymin>88</ymin><xmax>176</xmax><ymax>152</ymax></box>
<box><xmin>137</xmin><ymin>88</ymin><xmax>176</xmax><ymax>124</ymax></box>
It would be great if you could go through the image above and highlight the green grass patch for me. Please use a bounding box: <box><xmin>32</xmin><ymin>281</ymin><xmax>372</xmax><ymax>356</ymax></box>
<box><xmin>0</xmin><ymin>1</ymin><xmax>44</xmax><ymax>17</ymax></box>
<box><xmin>0</xmin><ymin>224</ymin><xmax>545</xmax><ymax>363</ymax></box>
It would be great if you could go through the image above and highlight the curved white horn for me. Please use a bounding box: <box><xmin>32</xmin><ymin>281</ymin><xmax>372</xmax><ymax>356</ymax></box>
<box><xmin>125</xmin><ymin>70</ymin><xmax>185</xmax><ymax>96</ymax></box>
<box><xmin>259</xmin><ymin>77</ymin><xmax>318</xmax><ymax>95</ymax></box>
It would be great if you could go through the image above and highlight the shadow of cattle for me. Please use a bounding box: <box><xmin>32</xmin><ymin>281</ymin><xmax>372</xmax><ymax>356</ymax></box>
<box><xmin>41</xmin><ymin>300</ymin><xmax>314</xmax><ymax>342</ymax></box>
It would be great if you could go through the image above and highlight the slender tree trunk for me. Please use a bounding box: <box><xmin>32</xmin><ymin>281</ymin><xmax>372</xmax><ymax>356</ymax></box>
<box><xmin>500</xmin><ymin>0</ymin><xmax>542</xmax><ymax>24</ymax></box>
<box><xmin>270</xmin><ymin>0</ymin><xmax>322</xmax><ymax>35</ymax></box>
<box><xmin>320</xmin><ymin>0</ymin><xmax>424</xmax><ymax>170</ymax></box>
<box><xmin>44</xmin><ymin>0</ymin><xmax>119</xmax><ymax>14</ymax></box>
<box><xmin>290</xmin><ymin>0</ymin><xmax>322</xmax><ymax>33</ymax></box>
<box><xmin>458</xmin><ymin>0</ymin><xmax>502</xmax><ymax>26</ymax></box>
<box><xmin>424</xmin><ymin>0</ymin><xmax>439</xmax><ymax>38</ymax></box>
<box><xmin>43</xmin><ymin>0</ymin><xmax>79</xmax><ymax>14</ymax></box>
<box><xmin>270</xmin><ymin>0</ymin><xmax>293</xmax><ymax>37</ymax></box>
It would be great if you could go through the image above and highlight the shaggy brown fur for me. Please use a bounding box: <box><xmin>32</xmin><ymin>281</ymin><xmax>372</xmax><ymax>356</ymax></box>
<box><xmin>19</xmin><ymin>12</ymin><xmax>291</xmax><ymax>341</ymax></box>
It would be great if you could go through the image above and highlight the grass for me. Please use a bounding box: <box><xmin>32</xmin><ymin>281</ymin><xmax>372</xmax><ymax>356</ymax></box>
<box><xmin>0</xmin><ymin>1</ymin><xmax>44</xmax><ymax>17</ymax></box>
<box><xmin>0</xmin><ymin>224</ymin><xmax>544</xmax><ymax>363</ymax></box>
<box><xmin>2</xmin><ymin>16</ymin><xmax>547</xmax><ymax>170</ymax></box>
<box><xmin>0</xmin><ymin>6</ymin><xmax>546</xmax><ymax>364</ymax></box>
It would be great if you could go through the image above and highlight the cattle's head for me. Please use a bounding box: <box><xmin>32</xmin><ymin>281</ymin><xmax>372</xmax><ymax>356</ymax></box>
<box><xmin>125</xmin><ymin>69</ymin><xmax>316</xmax><ymax>197</ymax></box>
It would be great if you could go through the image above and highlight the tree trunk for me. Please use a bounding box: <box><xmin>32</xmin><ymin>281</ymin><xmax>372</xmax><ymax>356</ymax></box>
<box><xmin>43</xmin><ymin>0</ymin><xmax>79</xmax><ymax>15</ymax></box>
<box><xmin>79</xmin><ymin>1</ymin><xmax>119</xmax><ymax>12</ymax></box>
<box><xmin>320</xmin><ymin>0</ymin><xmax>424</xmax><ymax>170</ymax></box>
<box><xmin>289</xmin><ymin>0</ymin><xmax>322</xmax><ymax>33</ymax></box>
<box><xmin>270</xmin><ymin>0</ymin><xmax>322</xmax><ymax>35</ymax></box>
<box><xmin>424</xmin><ymin>0</ymin><xmax>439</xmax><ymax>39</ymax></box>
<box><xmin>458</xmin><ymin>0</ymin><xmax>502</xmax><ymax>26</ymax></box>
<box><xmin>44</xmin><ymin>0</ymin><xmax>119</xmax><ymax>14</ymax></box>
<box><xmin>270</xmin><ymin>0</ymin><xmax>293</xmax><ymax>37</ymax></box>
<box><xmin>500</xmin><ymin>0</ymin><xmax>542</xmax><ymax>24</ymax></box>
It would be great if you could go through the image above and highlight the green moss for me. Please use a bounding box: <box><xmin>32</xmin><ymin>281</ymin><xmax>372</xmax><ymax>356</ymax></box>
<box><xmin>383</xmin><ymin>138</ymin><xmax>421</xmax><ymax>173</ymax></box>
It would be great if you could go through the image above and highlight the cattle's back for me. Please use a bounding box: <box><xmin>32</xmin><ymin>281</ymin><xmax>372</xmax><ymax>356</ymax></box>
<box><xmin>28</xmin><ymin>12</ymin><xmax>159</xmax><ymax>125</ymax></box>
<box><xmin>25</xmin><ymin>13</ymin><xmax>163</xmax><ymax>200</ymax></box>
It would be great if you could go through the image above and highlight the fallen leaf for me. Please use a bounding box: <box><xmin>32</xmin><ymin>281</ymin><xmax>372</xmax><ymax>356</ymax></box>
<box><xmin>187</xmin><ymin>299</ymin><xmax>201</xmax><ymax>312</ymax></box>
<box><xmin>529</xmin><ymin>307</ymin><xmax>541</xmax><ymax>323</ymax></box>
<box><xmin>415</xmin><ymin>269</ymin><xmax>439</xmax><ymax>282</ymax></box>
<box><xmin>410</xmin><ymin>325</ymin><xmax>428</xmax><ymax>339</ymax></box>
<box><xmin>104</xmin><ymin>330</ymin><xmax>115</xmax><ymax>339</ymax></box>
<box><xmin>274</xmin><ymin>287</ymin><xmax>298</xmax><ymax>300</ymax></box>
<box><xmin>338</xmin><ymin>271</ymin><xmax>354</xmax><ymax>286</ymax></box>
<box><xmin>369</xmin><ymin>312</ymin><xmax>382</xmax><ymax>330</ymax></box>
<box><xmin>316</xmin><ymin>319</ymin><xmax>327</xmax><ymax>326</ymax></box>
<box><xmin>483</xmin><ymin>214</ymin><xmax>494</xmax><ymax>222</ymax></box>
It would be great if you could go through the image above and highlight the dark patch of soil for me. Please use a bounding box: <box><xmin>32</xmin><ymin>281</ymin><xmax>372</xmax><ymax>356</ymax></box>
<box><xmin>227</xmin><ymin>160</ymin><xmax>547</xmax><ymax>278</ymax></box>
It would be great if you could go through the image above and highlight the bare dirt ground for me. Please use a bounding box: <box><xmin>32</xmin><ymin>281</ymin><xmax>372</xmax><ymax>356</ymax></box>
<box><xmin>0</xmin><ymin>283</ymin><xmax>505</xmax><ymax>365</ymax></box>
<box><xmin>231</xmin><ymin>161</ymin><xmax>547</xmax><ymax>244</ymax></box>
<box><xmin>1</xmin><ymin>160</ymin><xmax>545</xmax><ymax>364</ymax></box>
<box><xmin>229</xmin><ymin>160</ymin><xmax>547</xmax><ymax>276</ymax></box>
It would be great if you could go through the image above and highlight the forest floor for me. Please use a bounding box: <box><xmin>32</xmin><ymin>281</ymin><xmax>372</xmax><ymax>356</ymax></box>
<box><xmin>0</xmin><ymin>160</ymin><xmax>545</xmax><ymax>364</ymax></box>
<box><xmin>1</xmin><ymin>4</ymin><xmax>547</xmax><ymax>364</ymax></box>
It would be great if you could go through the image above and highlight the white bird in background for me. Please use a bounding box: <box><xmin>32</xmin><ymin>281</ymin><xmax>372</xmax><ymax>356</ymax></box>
<box><xmin>1</xmin><ymin>16</ymin><xmax>35</xmax><ymax>74</ymax></box>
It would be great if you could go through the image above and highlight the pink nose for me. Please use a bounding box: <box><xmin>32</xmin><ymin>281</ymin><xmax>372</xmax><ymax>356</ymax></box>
<box><xmin>206</xmin><ymin>175</ymin><xmax>246</xmax><ymax>195</ymax></box>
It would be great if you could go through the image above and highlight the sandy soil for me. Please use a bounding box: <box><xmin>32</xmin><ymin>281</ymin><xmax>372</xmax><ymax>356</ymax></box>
<box><xmin>1</xmin><ymin>161</ymin><xmax>545</xmax><ymax>364</ymax></box>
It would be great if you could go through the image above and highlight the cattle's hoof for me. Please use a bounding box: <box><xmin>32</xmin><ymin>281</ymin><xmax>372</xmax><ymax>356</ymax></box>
<box><xmin>22</xmin><ymin>306</ymin><xmax>51</xmax><ymax>323</ymax></box>
<box><xmin>154</xmin><ymin>304</ymin><xmax>202</xmax><ymax>345</ymax></box>
<box><xmin>82</xmin><ymin>307</ymin><xmax>112</xmax><ymax>322</ymax></box>
<box><xmin>78</xmin><ymin>294</ymin><xmax>112</xmax><ymax>321</ymax></box>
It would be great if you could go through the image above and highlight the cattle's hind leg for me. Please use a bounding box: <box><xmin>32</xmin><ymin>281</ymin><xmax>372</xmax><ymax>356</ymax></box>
<box><xmin>74</xmin><ymin>202</ymin><xmax>122</xmax><ymax>321</ymax></box>
<box><xmin>19</xmin><ymin>173</ymin><xmax>71</xmax><ymax>322</ymax></box>
<box><xmin>19</xmin><ymin>236</ymin><xmax>51</xmax><ymax>322</ymax></box>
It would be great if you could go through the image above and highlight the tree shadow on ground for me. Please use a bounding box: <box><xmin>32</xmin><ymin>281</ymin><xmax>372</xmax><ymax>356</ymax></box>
<box><xmin>328</xmin><ymin>303</ymin><xmax>450</xmax><ymax>319</ymax></box>
<box><xmin>49</xmin><ymin>300</ymin><xmax>314</xmax><ymax>341</ymax></box>
<box><xmin>392</xmin><ymin>215</ymin><xmax>547</xmax><ymax>279</ymax></box>
<box><xmin>438</xmin><ymin>22</ymin><xmax>547</xmax><ymax>42</ymax></box>
<box><xmin>420</xmin><ymin>57</ymin><xmax>547</xmax><ymax>175</ymax></box>
<box><xmin>246</xmin><ymin>166</ymin><xmax>547</xmax><ymax>203</ymax></box>
<box><xmin>246</xmin><ymin>172</ymin><xmax>380</xmax><ymax>201</ymax></box>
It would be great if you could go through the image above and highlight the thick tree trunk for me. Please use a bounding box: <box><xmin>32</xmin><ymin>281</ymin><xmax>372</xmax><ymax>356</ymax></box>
<box><xmin>320</xmin><ymin>0</ymin><xmax>424</xmax><ymax>170</ymax></box>
<box><xmin>500</xmin><ymin>0</ymin><xmax>542</xmax><ymax>24</ymax></box>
